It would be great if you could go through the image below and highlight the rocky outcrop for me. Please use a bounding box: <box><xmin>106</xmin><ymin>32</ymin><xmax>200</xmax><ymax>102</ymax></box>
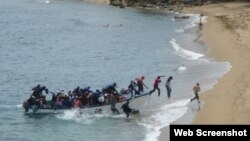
<box><xmin>174</xmin><ymin>15</ymin><xmax>190</xmax><ymax>19</ymax></box>
<box><xmin>109</xmin><ymin>0</ymin><xmax>240</xmax><ymax>9</ymax></box>
<box><xmin>110</xmin><ymin>0</ymin><xmax>126</xmax><ymax>8</ymax></box>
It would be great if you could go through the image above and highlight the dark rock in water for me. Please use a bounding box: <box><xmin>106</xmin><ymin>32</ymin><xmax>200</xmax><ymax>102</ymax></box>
<box><xmin>174</xmin><ymin>16</ymin><xmax>190</xmax><ymax>19</ymax></box>
<box><xmin>139</xmin><ymin>3</ymin><xmax>154</xmax><ymax>8</ymax></box>
<box><xmin>110</xmin><ymin>0</ymin><xmax>121</xmax><ymax>6</ymax></box>
<box><xmin>120</xmin><ymin>4</ymin><xmax>125</xmax><ymax>8</ymax></box>
<box><xmin>110</xmin><ymin>0</ymin><xmax>126</xmax><ymax>8</ymax></box>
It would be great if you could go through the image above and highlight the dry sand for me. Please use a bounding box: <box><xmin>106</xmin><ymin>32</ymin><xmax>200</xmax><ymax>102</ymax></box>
<box><xmin>183</xmin><ymin>1</ymin><xmax>250</xmax><ymax>124</ymax></box>
<box><xmin>159</xmin><ymin>2</ymin><xmax>250</xmax><ymax>141</ymax></box>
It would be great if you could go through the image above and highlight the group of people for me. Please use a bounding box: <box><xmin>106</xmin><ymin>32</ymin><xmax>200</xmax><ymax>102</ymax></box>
<box><xmin>25</xmin><ymin>83</ymin><xmax>124</xmax><ymax>110</ymax></box>
<box><xmin>24</xmin><ymin>75</ymin><xmax>201</xmax><ymax>117</ymax></box>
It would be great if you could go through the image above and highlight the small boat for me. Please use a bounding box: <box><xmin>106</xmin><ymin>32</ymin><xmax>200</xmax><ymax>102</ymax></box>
<box><xmin>23</xmin><ymin>92</ymin><xmax>151</xmax><ymax>115</ymax></box>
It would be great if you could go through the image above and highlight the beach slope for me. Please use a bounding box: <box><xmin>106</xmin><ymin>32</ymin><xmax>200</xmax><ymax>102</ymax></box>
<box><xmin>184</xmin><ymin>2</ymin><xmax>250</xmax><ymax>124</ymax></box>
<box><xmin>159</xmin><ymin>2</ymin><xmax>250</xmax><ymax>141</ymax></box>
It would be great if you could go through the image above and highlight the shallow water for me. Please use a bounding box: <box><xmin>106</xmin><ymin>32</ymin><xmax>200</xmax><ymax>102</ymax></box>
<box><xmin>0</xmin><ymin>0</ymin><xmax>229</xmax><ymax>141</ymax></box>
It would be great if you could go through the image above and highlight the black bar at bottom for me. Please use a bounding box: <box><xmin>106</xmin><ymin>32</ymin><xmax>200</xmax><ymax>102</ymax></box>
<box><xmin>170</xmin><ymin>125</ymin><xmax>250</xmax><ymax>141</ymax></box>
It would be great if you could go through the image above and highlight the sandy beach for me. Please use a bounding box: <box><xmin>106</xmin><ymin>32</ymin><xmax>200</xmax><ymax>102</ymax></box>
<box><xmin>159</xmin><ymin>1</ymin><xmax>250</xmax><ymax>141</ymax></box>
<box><xmin>183</xmin><ymin>1</ymin><xmax>250</xmax><ymax>124</ymax></box>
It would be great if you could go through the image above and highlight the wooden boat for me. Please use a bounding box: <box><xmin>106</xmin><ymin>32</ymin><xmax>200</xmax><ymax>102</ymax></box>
<box><xmin>23</xmin><ymin>92</ymin><xmax>151</xmax><ymax>115</ymax></box>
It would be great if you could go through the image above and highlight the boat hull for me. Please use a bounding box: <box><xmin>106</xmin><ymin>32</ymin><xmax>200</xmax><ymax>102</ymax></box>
<box><xmin>24</xmin><ymin>93</ymin><xmax>151</xmax><ymax>115</ymax></box>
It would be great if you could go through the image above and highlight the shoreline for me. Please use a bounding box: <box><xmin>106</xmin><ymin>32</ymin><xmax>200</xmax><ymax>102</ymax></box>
<box><xmin>159</xmin><ymin>1</ymin><xmax>250</xmax><ymax>141</ymax></box>
<box><xmin>182</xmin><ymin>1</ymin><xmax>250</xmax><ymax>124</ymax></box>
<box><xmin>78</xmin><ymin>0</ymin><xmax>250</xmax><ymax>139</ymax></box>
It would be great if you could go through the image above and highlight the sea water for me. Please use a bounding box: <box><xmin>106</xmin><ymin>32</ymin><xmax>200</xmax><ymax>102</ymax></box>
<box><xmin>0</xmin><ymin>0</ymin><xmax>230</xmax><ymax>141</ymax></box>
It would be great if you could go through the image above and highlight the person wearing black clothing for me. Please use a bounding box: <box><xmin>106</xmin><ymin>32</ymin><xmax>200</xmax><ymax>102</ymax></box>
<box><xmin>31</xmin><ymin>84</ymin><xmax>48</xmax><ymax>99</ymax></box>
<box><xmin>73</xmin><ymin>86</ymin><xmax>81</xmax><ymax>96</ymax></box>
<box><xmin>31</xmin><ymin>84</ymin><xmax>41</xmax><ymax>98</ymax></box>
<box><xmin>165</xmin><ymin>76</ymin><xmax>173</xmax><ymax>99</ymax></box>
<box><xmin>121</xmin><ymin>100</ymin><xmax>133</xmax><ymax>118</ymax></box>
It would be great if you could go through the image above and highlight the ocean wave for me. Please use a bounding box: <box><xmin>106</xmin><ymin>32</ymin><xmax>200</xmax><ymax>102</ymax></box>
<box><xmin>17</xmin><ymin>104</ymin><xmax>22</xmax><ymax>108</ymax></box>
<box><xmin>56</xmin><ymin>109</ymin><xmax>95</xmax><ymax>124</ymax></box>
<box><xmin>184</xmin><ymin>14</ymin><xmax>206</xmax><ymax>30</ymax></box>
<box><xmin>174</xmin><ymin>14</ymin><xmax>207</xmax><ymax>33</ymax></box>
<box><xmin>37</xmin><ymin>0</ymin><xmax>50</xmax><ymax>4</ymax></box>
<box><xmin>204</xmin><ymin>62</ymin><xmax>232</xmax><ymax>91</ymax></box>
<box><xmin>0</xmin><ymin>104</ymin><xmax>22</xmax><ymax>109</ymax></box>
<box><xmin>56</xmin><ymin>109</ymin><xmax>124</xmax><ymax>123</ymax></box>
<box><xmin>173</xmin><ymin>65</ymin><xmax>187</xmax><ymax>72</ymax></box>
<box><xmin>177</xmin><ymin>65</ymin><xmax>187</xmax><ymax>71</ymax></box>
<box><xmin>138</xmin><ymin>99</ymin><xmax>189</xmax><ymax>141</ymax></box>
<box><xmin>175</xmin><ymin>28</ymin><xmax>184</xmax><ymax>33</ymax></box>
<box><xmin>225</xmin><ymin>62</ymin><xmax>232</xmax><ymax>74</ymax></box>
<box><xmin>170</xmin><ymin>39</ymin><xmax>204</xmax><ymax>60</ymax></box>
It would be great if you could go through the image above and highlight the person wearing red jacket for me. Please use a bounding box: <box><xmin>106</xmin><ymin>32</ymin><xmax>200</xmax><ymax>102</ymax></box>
<box><xmin>149</xmin><ymin>76</ymin><xmax>165</xmax><ymax>96</ymax></box>
<box><xmin>135</xmin><ymin>76</ymin><xmax>148</xmax><ymax>94</ymax></box>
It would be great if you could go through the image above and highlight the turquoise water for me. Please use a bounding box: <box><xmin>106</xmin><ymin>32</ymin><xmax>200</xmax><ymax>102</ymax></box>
<box><xmin>0</xmin><ymin>0</ymin><xmax>229</xmax><ymax>141</ymax></box>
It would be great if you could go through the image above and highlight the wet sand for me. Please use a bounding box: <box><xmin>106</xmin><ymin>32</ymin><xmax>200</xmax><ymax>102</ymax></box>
<box><xmin>159</xmin><ymin>1</ymin><xmax>250</xmax><ymax>140</ymax></box>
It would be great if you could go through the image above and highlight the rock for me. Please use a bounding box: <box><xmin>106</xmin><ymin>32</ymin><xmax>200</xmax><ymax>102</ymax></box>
<box><xmin>120</xmin><ymin>4</ymin><xmax>125</xmax><ymax>8</ymax></box>
<box><xmin>110</xmin><ymin>0</ymin><xmax>126</xmax><ymax>8</ymax></box>
<box><xmin>174</xmin><ymin>15</ymin><xmax>190</xmax><ymax>19</ymax></box>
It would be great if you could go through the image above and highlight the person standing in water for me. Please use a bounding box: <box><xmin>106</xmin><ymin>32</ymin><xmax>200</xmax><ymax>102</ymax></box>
<box><xmin>198</xmin><ymin>13</ymin><xmax>204</xmax><ymax>30</ymax></box>
<box><xmin>110</xmin><ymin>94</ymin><xmax>120</xmax><ymax>114</ymax></box>
<box><xmin>121</xmin><ymin>100</ymin><xmax>133</xmax><ymax>118</ymax></box>
<box><xmin>191</xmin><ymin>83</ymin><xmax>201</xmax><ymax>103</ymax></box>
<box><xmin>165</xmin><ymin>76</ymin><xmax>173</xmax><ymax>99</ymax></box>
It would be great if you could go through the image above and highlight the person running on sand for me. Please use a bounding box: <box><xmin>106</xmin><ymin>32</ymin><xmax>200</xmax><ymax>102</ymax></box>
<box><xmin>191</xmin><ymin>83</ymin><xmax>201</xmax><ymax>103</ymax></box>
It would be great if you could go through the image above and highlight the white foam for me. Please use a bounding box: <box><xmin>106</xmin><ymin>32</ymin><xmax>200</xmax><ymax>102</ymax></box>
<box><xmin>56</xmin><ymin>109</ymin><xmax>94</xmax><ymax>124</ymax></box>
<box><xmin>170</xmin><ymin>39</ymin><xmax>204</xmax><ymax>60</ymax></box>
<box><xmin>37</xmin><ymin>0</ymin><xmax>50</xmax><ymax>4</ymax></box>
<box><xmin>56</xmin><ymin>109</ymin><xmax>125</xmax><ymax>123</ymax></box>
<box><xmin>138</xmin><ymin>99</ymin><xmax>190</xmax><ymax>141</ymax></box>
<box><xmin>186</xmin><ymin>15</ymin><xmax>207</xmax><ymax>30</ymax></box>
<box><xmin>184</xmin><ymin>14</ymin><xmax>201</xmax><ymax>29</ymax></box>
<box><xmin>17</xmin><ymin>104</ymin><xmax>22</xmax><ymax>108</ymax></box>
<box><xmin>201</xmin><ymin>16</ymin><xmax>207</xmax><ymax>23</ymax></box>
<box><xmin>177</xmin><ymin>66</ymin><xmax>187</xmax><ymax>71</ymax></box>
<box><xmin>175</xmin><ymin>28</ymin><xmax>184</xmax><ymax>33</ymax></box>
<box><xmin>225</xmin><ymin>62</ymin><xmax>232</xmax><ymax>73</ymax></box>
<box><xmin>0</xmin><ymin>104</ymin><xmax>21</xmax><ymax>109</ymax></box>
<box><xmin>174</xmin><ymin>14</ymin><xmax>207</xmax><ymax>33</ymax></box>
<box><xmin>203</xmin><ymin>62</ymin><xmax>232</xmax><ymax>91</ymax></box>
<box><xmin>184</xmin><ymin>20</ymin><xmax>198</xmax><ymax>30</ymax></box>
